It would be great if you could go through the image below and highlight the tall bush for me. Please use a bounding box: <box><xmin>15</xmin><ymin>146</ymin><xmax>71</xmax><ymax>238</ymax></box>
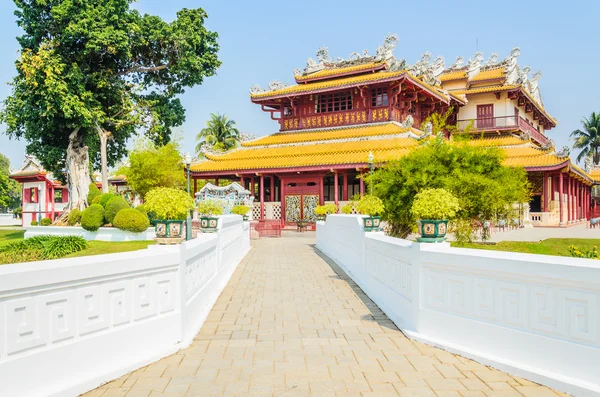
<box><xmin>368</xmin><ymin>139</ymin><xmax>530</xmax><ymax>239</ymax></box>
<box><xmin>87</xmin><ymin>183</ymin><xmax>101</xmax><ymax>204</ymax></box>
<box><xmin>144</xmin><ymin>187</ymin><xmax>195</xmax><ymax>220</ymax></box>
<box><xmin>68</xmin><ymin>208</ymin><xmax>82</xmax><ymax>226</ymax></box>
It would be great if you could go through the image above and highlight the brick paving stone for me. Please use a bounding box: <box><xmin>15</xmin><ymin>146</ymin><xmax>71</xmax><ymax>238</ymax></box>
<box><xmin>80</xmin><ymin>236</ymin><xmax>565</xmax><ymax>397</ymax></box>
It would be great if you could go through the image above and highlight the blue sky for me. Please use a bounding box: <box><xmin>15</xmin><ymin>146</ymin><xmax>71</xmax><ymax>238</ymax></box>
<box><xmin>1</xmin><ymin>0</ymin><xmax>599</xmax><ymax>168</ymax></box>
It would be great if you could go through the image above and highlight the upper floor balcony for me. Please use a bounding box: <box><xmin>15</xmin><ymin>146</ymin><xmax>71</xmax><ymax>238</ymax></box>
<box><xmin>456</xmin><ymin>115</ymin><xmax>549</xmax><ymax>146</ymax></box>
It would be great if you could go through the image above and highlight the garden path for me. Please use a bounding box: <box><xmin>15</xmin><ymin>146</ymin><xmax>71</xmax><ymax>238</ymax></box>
<box><xmin>82</xmin><ymin>235</ymin><xmax>564</xmax><ymax>397</ymax></box>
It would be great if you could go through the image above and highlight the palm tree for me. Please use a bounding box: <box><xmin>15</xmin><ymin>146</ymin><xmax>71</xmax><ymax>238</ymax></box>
<box><xmin>571</xmin><ymin>112</ymin><xmax>600</xmax><ymax>164</ymax></box>
<box><xmin>195</xmin><ymin>113</ymin><xmax>240</xmax><ymax>155</ymax></box>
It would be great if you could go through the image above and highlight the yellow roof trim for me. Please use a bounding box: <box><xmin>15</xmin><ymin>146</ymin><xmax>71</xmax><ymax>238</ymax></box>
<box><xmin>294</xmin><ymin>61</ymin><xmax>387</xmax><ymax>81</ymax></box>
<box><xmin>471</xmin><ymin>67</ymin><xmax>505</xmax><ymax>82</ymax></box>
<box><xmin>241</xmin><ymin>123</ymin><xmax>415</xmax><ymax>147</ymax></box>
<box><xmin>440</xmin><ymin>70</ymin><xmax>467</xmax><ymax>82</ymax></box>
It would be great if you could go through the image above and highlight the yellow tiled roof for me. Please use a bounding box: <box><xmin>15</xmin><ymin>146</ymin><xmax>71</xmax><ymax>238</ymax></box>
<box><xmin>295</xmin><ymin>61</ymin><xmax>386</xmax><ymax>81</ymax></box>
<box><xmin>471</xmin><ymin>67</ymin><xmax>506</xmax><ymax>82</ymax></box>
<box><xmin>589</xmin><ymin>169</ymin><xmax>600</xmax><ymax>182</ymax></box>
<box><xmin>502</xmin><ymin>152</ymin><xmax>565</xmax><ymax>167</ymax></box>
<box><xmin>440</xmin><ymin>70</ymin><xmax>466</xmax><ymax>82</ymax></box>
<box><xmin>193</xmin><ymin>138</ymin><xmax>418</xmax><ymax>172</ymax></box>
<box><xmin>465</xmin><ymin>135</ymin><xmax>525</xmax><ymax>147</ymax></box>
<box><xmin>241</xmin><ymin>123</ymin><xmax>416</xmax><ymax>147</ymax></box>
<box><xmin>451</xmin><ymin>84</ymin><xmax>520</xmax><ymax>95</ymax></box>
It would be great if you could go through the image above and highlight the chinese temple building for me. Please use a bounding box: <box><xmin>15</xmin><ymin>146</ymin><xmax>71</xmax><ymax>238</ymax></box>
<box><xmin>191</xmin><ymin>35</ymin><xmax>596</xmax><ymax>227</ymax></box>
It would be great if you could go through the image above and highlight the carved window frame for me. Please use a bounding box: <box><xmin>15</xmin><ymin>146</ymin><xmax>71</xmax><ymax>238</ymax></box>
<box><xmin>371</xmin><ymin>87</ymin><xmax>389</xmax><ymax>107</ymax></box>
<box><xmin>315</xmin><ymin>91</ymin><xmax>353</xmax><ymax>114</ymax></box>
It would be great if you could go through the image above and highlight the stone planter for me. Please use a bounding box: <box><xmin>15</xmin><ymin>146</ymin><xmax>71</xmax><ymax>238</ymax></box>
<box><xmin>316</xmin><ymin>214</ymin><xmax>326</xmax><ymax>222</ymax></box>
<box><xmin>417</xmin><ymin>219</ymin><xmax>448</xmax><ymax>242</ymax></box>
<box><xmin>362</xmin><ymin>216</ymin><xmax>381</xmax><ymax>232</ymax></box>
<box><xmin>200</xmin><ymin>216</ymin><xmax>219</xmax><ymax>233</ymax></box>
<box><xmin>242</xmin><ymin>215</ymin><xmax>249</xmax><ymax>222</ymax></box>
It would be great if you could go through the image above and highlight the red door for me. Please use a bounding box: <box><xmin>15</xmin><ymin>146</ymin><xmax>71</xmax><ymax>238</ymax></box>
<box><xmin>476</xmin><ymin>104</ymin><xmax>494</xmax><ymax>128</ymax></box>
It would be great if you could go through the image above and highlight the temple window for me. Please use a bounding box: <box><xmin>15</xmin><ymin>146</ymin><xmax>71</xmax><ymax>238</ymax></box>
<box><xmin>283</xmin><ymin>105</ymin><xmax>293</xmax><ymax>117</ymax></box>
<box><xmin>315</xmin><ymin>91</ymin><xmax>352</xmax><ymax>114</ymax></box>
<box><xmin>371</xmin><ymin>88</ymin><xmax>389</xmax><ymax>107</ymax></box>
<box><xmin>54</xmin><ymin>189</ymin><xmax>62</xmax><ymax>203</ymax></box>
<box><xmin>28</xmin><ymin>187</ymin><xmax>38</xmax><ymax>203</ymax></box>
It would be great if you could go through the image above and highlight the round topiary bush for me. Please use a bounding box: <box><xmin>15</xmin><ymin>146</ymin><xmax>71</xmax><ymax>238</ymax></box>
<box><xmin>87</xmin><ymin>183</ymin><xmax>101</xmax><ymax>204</ymax></box>
<box><xmin>81</xmin><ymin>204</ymin><xmax>105</xmax><ymax>231</ymax></box>
<box><xmin>99</xmin><ymin>193</ymin><xmax>117</xmax><ymax>207</ymax></box>
<box><xmin>40</xmin><ymin>217</ymin><xmax>52</xmax><ymax>226</ymax></box>
<box><xmin>112</xmin><ymin>208</ymin><xmax>150</xmax><ymax>233</ymax></box>
<box><xmin>104</xmin><ymin>196</ymin><xmax>129</xmax><ymax>224</ymax></box>
<box><xmin>31</xmin><ymin>220</ymin><xmax>38</xmax><ymax>226</ymax></box>
<box><xmin>68</xmin><ymin>208</ymin><xmax>82</xmax><ymax>226</ymax></box>
<box><xmin>144</xmin><ymin>187</ymin><xmax>195</xmax><ymax>220</ymax></box>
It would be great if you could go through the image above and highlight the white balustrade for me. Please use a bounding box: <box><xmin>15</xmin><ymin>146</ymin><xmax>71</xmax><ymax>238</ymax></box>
<box><xmin>317</xmin><ymin>215</ymin><xmax>600</xmax><ymax>397</ymax></box>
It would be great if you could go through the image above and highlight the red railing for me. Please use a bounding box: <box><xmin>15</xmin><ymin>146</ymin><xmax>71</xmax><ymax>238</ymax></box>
<box><xmin>456</xmin><ymin>116</ymin><xmax>548</xmax><ymax>145</ymax></box>
<box><xmin>250</xmin><ymin>220</ymin><xmax>282</xmax><ymax>238</ymax></box>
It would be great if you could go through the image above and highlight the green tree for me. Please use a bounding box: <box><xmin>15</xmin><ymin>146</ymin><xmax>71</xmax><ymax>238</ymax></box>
<box><xmin>1</xmin><ymin>1</ymin><xmax>220</xmax><ymax>209</ymax></box>
<box><xmin>195</xmin><ymin>113</ymin><xmax>240</xmax><ymax>155</ymax></box>
<box><xmin>0</xmin><ymin>154</ymin><xmax>21</xmax><ymax>211</ymax></box>
<box><xmin>117</xmin><ymin>142</ymin><xmax>186</xmax><ymax>199</ymax></box>
<box><xmin>571</xmin><ymin>112</ymin><xmax>600</xmax><ymax>164</ymax></box>
<box><xmin>368</xmin><ymin>139</ymin><xmax>530</xmax><ymax>239</ymax></box>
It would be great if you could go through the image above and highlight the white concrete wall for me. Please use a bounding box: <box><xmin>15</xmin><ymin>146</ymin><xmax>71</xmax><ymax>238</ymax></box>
<box><xmin>0</xmin><ymin>215</ymin><xmax>250</xmax><ymax>397</ymax></box>
<box><xmin>0</xmin><ymin>214</ymin><xmax>21</xmax><ymax>226</ymax></box>
<box><xmin>25</xmin><ymin>226</ymin><xmax>157</xmax><ymax>242</ymax></box>
<box><xmin>317</xmin><ymin>215</ymin><xmax>600</xmax><ymax>397</ymax></box>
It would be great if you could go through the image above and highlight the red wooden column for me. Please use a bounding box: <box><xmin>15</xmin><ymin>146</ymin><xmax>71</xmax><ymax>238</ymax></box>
<box><xmin>280</xmin><ymin>178</ymin><xmax>286</xmax><ymax>226</ymax></box>
<box><xmin>260</xmin><ymin>175</ymin><xmax>265</xmax><ymax>220</ymax></box>
<box><xmin>559</xmin><ymin>173</ymin><xmax>564</xmax><ymax>226</ymax></box>
<box><xmin>250</xmin><ymin>177</ymin><xmax>255</xmax><ymax>200</ymax></box>
<box><xmin>359</xmin><ymin>172</ymin><xmax>365</xmax><ymax>197</ymax></box>
<box><xmin>269</xmin><ymin>176</ymin><xmax>274</xmax><ymax>202</ymax></box>
<box><xmin>215</xmin><ymin>177</ymin><xmax>219</xmax><ymax>187</ymax></box>
<box><xmin>343</xmin><ymin>171</ymin><xmax>348</xmax><ymax>201</ymax></box>
<box><xmin>333</xmin><ymin>170</ymin><xmax>339</xmax><ymax>209</ymax></box>
<box><xmin>193</xmin><ymin>178</ymin><xmax>197</xmax><ymax>194</ymax></box>
<box><xmin>319</xmin><ymin>176</ymin><xmax>324</xmax><ymax>205</ymax></box>
<box><xmin>568</xmin><ymin>177</ymin><xmax>573</xmax><ymax>223</ymax></box>
<box><xmin>576</xmin><ymin>181</ymin><xmax>581</xmax><ymax>220</ymax></box>
<box><xmin>542</xmin><ymin>172</ymin><xmax>548</xmax><ymax>212</ymax></box>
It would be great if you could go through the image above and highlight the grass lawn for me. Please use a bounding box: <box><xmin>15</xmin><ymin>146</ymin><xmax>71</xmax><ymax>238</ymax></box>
<box><xmin>0</xmin><ymin>229</ymin><xmax>153</xmax><ymax>263</ymax></box>
<box><xmin>452</xmin><ymin>238</ymin><xmax>600</xmax><ymax>257</ymax></box>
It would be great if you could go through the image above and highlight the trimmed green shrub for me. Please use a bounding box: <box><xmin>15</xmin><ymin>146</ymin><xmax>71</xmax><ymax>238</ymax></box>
<box><xmin>81</xmin><ymin>204</ymin><xmax>105</xmax><ymax>231</ymax></box>
<box><xmin>197</xmin><ymin>199</ymin><xmax>224</xmax><ymax>217</ymax></box>
<box><xmin>31</xmin><ymin>220</ymin><xmax>38</xmax><ymax>226</ymax></box>
<box><xmin>231</xmin><ymin>205</ymin><xmax>250</xmax><ymax>216</ymax></box>
<box><xmin>40</xmin><ymin>217</ymin><xmax>52</xmax><ymax>226</ymax></box>
<box><xmin>99</xmin><ymin>193</ymin><xmax>117</xmax><ymax>207</ymax></box>
<box><xmin>104</xmin><ymin>196</ymin><xmax>129</xmax><ymax>224</ymax></box>
<box><xmin>411</xmin><ymin>188</ymin><xmax>460</xmax><ymax>220</ymax></box>
<box><xmin>357</xmin><ymin>195</ymin><xmax>385</xmax><ymax>216</ymax></box>
<box><xmin>113</xmin><ymin>208</ymin><xmax>150</xmax><ymax>233</ymax></box>
<box><xmin>68</xmin><ymin>208</ymin><xmax>82</xmax><ymax>226</ymax></box>
<box><xmin>92</xmin><ymin>195</ymin><xmax>102</xmax><ymax>204</ymax></box>
<box><xmin>87</xmin><ymin>183</ymin><xmax>101</xmax><ymax>204</ymax></box>
<box><xmin>341</xmin><ymin>202</ymin><xmax>356</xmax><ymax>214</ymax></box>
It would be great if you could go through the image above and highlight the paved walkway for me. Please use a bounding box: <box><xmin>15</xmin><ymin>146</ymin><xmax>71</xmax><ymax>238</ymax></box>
<box><xmin>83</xmin><ymin>236</ymin><xmax>564</xmax><ymax>397</ymax></box>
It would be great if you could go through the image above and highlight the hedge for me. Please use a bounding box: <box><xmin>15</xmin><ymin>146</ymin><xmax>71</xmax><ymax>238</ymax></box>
<box><xmin>112</xmin><ymin>208</ymin><xmax>150</xmax><ymax>233</ymax></box>
<box><xmin>87</xmin><ymin>183</ymin><xmax>101</xmax><ymax>204</ymax></box>
<box><xmin>40</xmin><ymin>217</ymin><xmax>52</xmax><ymax>226</ymax></box>
<box><xmin>81</xmin><ymin>204</ymin><xmax>105</xmax><ymax>231</ymax></box>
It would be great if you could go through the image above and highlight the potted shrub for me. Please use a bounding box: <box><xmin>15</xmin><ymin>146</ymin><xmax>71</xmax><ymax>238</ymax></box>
<box><xmin>341</xmin><ymin>202</ymin><xmax>356</xmax><ymax>214</ymax></box>
<box><xmin>411</xmin><ymin>188</ymin><xmax>460</xmax><ymax>243</ymax></box>
<box><xmin>144</xmin><ymin>187</ymin><xmax>195</xmax><ymax>241</ymax></box>
<box><xmin>197</xmin><ymin>199</ymin><xmax>225</xmax><ymax>232</ymax></box>
<box><xmin>314</xmin><ymin>203</ymin><xmax>338</xmax><ymax>221</ymax></box>
<box><xmin>231</xmin><ymin>204</ymin><xmax>250</xmax><ymax>221</ymax></box>
<box><xmin>357</xmin><ymin>195</ymin><xmax>385</xmax><ymax>232</ymax></box>
<box><xmin>40</xmin><ymin>217</ymin><xmax>52</xmax><ymax>226</ymax></box>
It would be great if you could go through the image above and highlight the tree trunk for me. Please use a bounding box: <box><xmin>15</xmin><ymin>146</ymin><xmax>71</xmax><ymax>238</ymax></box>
<box><xmin>96</xmin><ymin>125</ymin><xmax>109</xmax><ymax>193</ymax></box>
<box><xmin>66</xmin><ymin>128</ymin><xmax>91</xmax><ymax>210</ymax></box>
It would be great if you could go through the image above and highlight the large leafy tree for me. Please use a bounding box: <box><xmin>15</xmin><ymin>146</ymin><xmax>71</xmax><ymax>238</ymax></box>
<box><xmin>116</xmin><ymin>141</ymin><xmax>186</xmax><ymax>199</ymax></box>
<box><xmin>571</xmin><ymin>112</ymin><xmax>600</xmax><ymax>164</ymax></box>
<box><xmin>1</xmin><ymin>1</ymin><xmax>220</xmax><ymax>209</ymax></box>
<box><xmin>368</xmin><ymin>136</ymin><xmax>530</xmax><ymax>239</ymax></box>
<box><xmin>195</xmin><ymin>113</ymin><xmax>240</xmax><ymax>155</ymax></box>
<box><xmin>0</xmin><ymin>154</ymin><xmax>21</xmax><ymax>211</ymax></box>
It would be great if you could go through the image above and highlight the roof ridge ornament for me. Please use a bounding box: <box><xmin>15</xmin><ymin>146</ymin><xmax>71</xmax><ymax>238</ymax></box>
<box><xmin>504</xmin><ymin>47</ymin><xmax>521</xmax><ymax>84</ymax></box>
<box><xmin>529</xmin><ymin>71</ymin><xmax>543</xmax><ymax>104</ymax></box>
<box><xmin>400</xmin><ymin>115</ymin><xmax>414</xmax><ymax>129</ymax></box>
<box><xmin>249</xmin><ymin>84</ymin><xmax>267</xmax><ymax>94</ymax></box>
<box><xmin>467</xmin><ymin>51</ymin><xmax>484</xmax><ymax>80</ymax></box>
<box><xmin>484</xmin><ymin>52</ymin><xmax>499</xmax><ymax>67</ymax></box>
<box><xmin>540</xmin><ymin>138</ymin><xmax>555</xmax><ymax>151</ymax></box>
<box><xmin>450</xmin><ymin>56</ymin><xmax>464</xmax><ymax>70</ymax></box>
<box><xmin>556</xmin><ymin>146</ymin><xmax>570</xmax><ymax>159</ymax></box>
<box><xmin>299</xmin><ymin>33</ymin><xmax>401</xmax><ymax>76</ymax></box>
<box><xmin>585</xmin><ymin>157</ymin><xmax>594</xmax><ymax>173</ymax></box>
